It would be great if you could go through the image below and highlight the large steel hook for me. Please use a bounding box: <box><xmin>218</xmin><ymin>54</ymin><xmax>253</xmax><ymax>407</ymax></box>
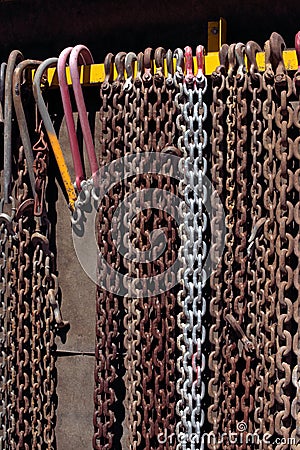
<box><xmin>0</xmin><ymin>62</ymin><xmax>6</xmax><ymax>125</ymax></box>
<box><xmin>245</xmin><ymin>40</ymin><xmax>262</xmax><ymax>79</ymax></box>
<box><xmin>69</xmin><ymin>45</ymin><xmax>98</xmax><ymax>178</ymax></box>
<box><xmin>4</xmin><ymin>50</ymin><xmax>24</xmax><ymax>203</ymax></box>
<box><xmin>154</xmin><ymin>47</ymin><xmax>166</xmax><ymax>75</ymax></box>
<box><xmin>184</xmin><ymin>46</ymin><xmax>194</xmax><ymax>84</ymax></box>
<box><xmin>269</xmin><ymin>32</ymin><xmax>286</xmax><ymax>83</ymax></box>
<box><xmin>13</xmin><ymin>59</ymin><xmax>42</xmax><ymax>197</ymax></box>
<box><xmin>143</xmin><ymin>47</ymin><xmax>154</xmax><ymax>83</ymax></box>
<box><xmin>211</xmin><ymin>44</ymin><xmax>228</xmax><ymax>86</ymax></box>
<box><xmin>173</xmin><ymin>47</ymin><xmax>184</xmax><ymax>82</ymax></box>
<box><xmin>235</xmin><ymin>42</ymin><xmax>246</xmax><ymax>81</ymax></box>
<box><xmin>115</xmin><ymin>51</ymin><xmax>126</xmax><ymax>83</ymax></box>
<box><xmin>227</xmin><ymin>43</ymin><xmax>237</xmax><ymax>80</ymax></box>
<box><xmin>58</xmin><ymin>47</ymin><xmax>87</xmax><ymax>191</ymax></box>
<box><xmin>294</xmin><ymin>31</ymin><xmax>300</xmax><ymax>92</ymax></box>
<box><xmin>124</xmin><ymin>52</ymin><xmax>137</xmax><ymax>91</ymax></box>
<box><xmin>33</xmin><ymin>57</ymin><xmax>77</xmax><ymax>211</ymax></box>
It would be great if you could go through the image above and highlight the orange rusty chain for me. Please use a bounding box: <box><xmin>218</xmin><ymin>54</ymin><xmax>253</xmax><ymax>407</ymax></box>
<box><xmin>271</xmin><ymin>32</ymin><xmax>295</xmax><ymax>449</ymax></box>
<box><xmin>0</xmin><ymin>53</ymin><xmax>68</xmax><ymax>450</ymax></box>
<box><xmin>0</xmin><ymin>29</ymin><xmax>300</xmax><ymax>450</ymax></box>
<box><xmin>94</xmin><ymin>51</ymin><xmax>119</xmax><ymax>450</ymax></box>
<box><xmin>208</xmin><ymin>42</ymin><xmax>228</xmax><ymax>449</ymax></box>
<box><xmin>245</xmin><ymin>39</ymin><xmax>265</xmax><ymax>446</ymax></box>
<box><xmin>292</xmin><ymin>30</ymin><xmax>300</xmax><ymax>448</ymax></box>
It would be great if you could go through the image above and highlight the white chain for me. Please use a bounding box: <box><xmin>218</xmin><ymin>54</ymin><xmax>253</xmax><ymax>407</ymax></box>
<box><xmin>175</xmin><ymin>47</ymin><xmax>208</xmax><ymax>450</ymax></box>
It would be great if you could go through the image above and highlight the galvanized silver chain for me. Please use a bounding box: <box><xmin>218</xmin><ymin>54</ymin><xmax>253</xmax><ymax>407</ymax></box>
<box><xmin>175</xmin><ymin>46</ymin><xmax>208</xmax><ymax>450</ymax></box>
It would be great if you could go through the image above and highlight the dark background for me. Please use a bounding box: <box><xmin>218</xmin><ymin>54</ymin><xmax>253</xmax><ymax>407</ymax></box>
<box><xmin>0</xmin><ymin>0</ymin><xmax>299</xmax><ymax>61</ymax></box>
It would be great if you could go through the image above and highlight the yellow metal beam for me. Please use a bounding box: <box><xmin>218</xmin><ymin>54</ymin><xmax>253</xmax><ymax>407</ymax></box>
<box><xmin>207</xmin><ymin>17</ymin><xmax>227</xmax><ymax>52</ymax></box>
<box><xmin>43</xmin><ymin>49</ymin><xmax>299</xmax><ymax>88</ymax></box>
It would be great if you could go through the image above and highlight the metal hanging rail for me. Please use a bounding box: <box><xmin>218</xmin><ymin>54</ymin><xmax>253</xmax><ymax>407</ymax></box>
<box><xmin>38</xmin><ymin>50</ymin><xmax>298</xmax><ymax>88</ymax></box>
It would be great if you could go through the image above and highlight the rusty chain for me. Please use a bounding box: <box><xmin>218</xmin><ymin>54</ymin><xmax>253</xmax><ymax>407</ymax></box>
<box><xmin>271</xmin><ymin>35</ymin><xmax>294</xmax><ymax>449</ymax></box>
<box><xmin>221</xmin><ymin>43</ymin><xmax>241</xmax><ymax>449</ymax></box>
<box><xmin>95</xmin><ymin>52</ymin><xmax>125</xmax><ymax>450</ymax></box>
<box><xmin>0</xmin><ymin>58</ymin><xmax>67</xmax><ymax>450</ymax></box>
<box><xmin>208</xmin><ymin>44</ymin><xmax>227</xmax><ymax>450</ymax></box>
<box><xmin>1</xmin><ymin>32</ymin><xmax>300</xmax><ymax>450</ymax></box>
<box><xmin>292</xmin><ymin>59</ymin><xmax>300</xmax><ymax>448</ymax></box>
<box><xmin>246</xmin><ymin>40</ymin><xmax>266</xmax><ymax>446</ymax></box>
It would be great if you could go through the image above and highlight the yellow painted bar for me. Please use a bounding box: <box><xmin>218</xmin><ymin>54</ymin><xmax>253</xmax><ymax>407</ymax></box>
<box><xmin>43</xmin><ymin>49</ymin><xmax>299</xmax><ymax>88</ymax></box>
<box><xmin>47</xmin><ymin>130</ymin><xmax>77</xmax><ymax>211</ymax></box>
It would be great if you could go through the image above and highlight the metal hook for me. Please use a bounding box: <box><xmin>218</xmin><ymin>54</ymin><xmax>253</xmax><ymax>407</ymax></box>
<box><xmin>143</xmin><ymin>47</ymin><xmax>154</xmax><ymax>82</ymax></box>
<box><xmin>104</xmin><ymin>52</ymin><xmax>114</xmax><ymax>84</ymax></box>
<box><xmin>235</xmin><ymin>42</ymin><xmax>246</xmax><ymax>81</ymax></box>
<box><xmin>225</xmin><ymin>314</ymin><xmax>254</xmax><ymax>353</ymax></box>
<box><xmin>295</xmin><ymin>31</ymin><xmax>300</xmax><ymax>71</ymax></box>
<box><xmin>154</xmin><ymin>47</ymin><xmax>166</xmax><ymax>73</ymax></box>
<box><xmin>115</xmin><ymin>51</ymin><xmax>126</xmax><ymax>82</ymax></box>
<box><xmin>247</xmin><ymin>217</ymin><xmax>266</xmax><ymax>258</ymax></box>
<box><xmin>166</xmin><ymin>49</ymin><xmax>173</xmax><ymax>77</ymax></box>
<box><xmin>125</xmin><ymin>52</ymin><xmax>137</xmax><ymax>79</ymax></box>
<box><xmin>184</xmin><ymin>46</ymin><xmax>194</xmax><ymax>84</ymax></box>
<box><xmin>269</xmin><ymin>32</ymin><xmax>286</xmax><ymax>84</ymax></box>
<box><xmin>0</xmin><ymin>63</ymin><xmax>6</xmax><ymax>129</ymax></box>
<box><xmin>196</xmin><ymin>45</ymin><xmax>205</xmax><ymax>78</ymax></box>
<box><xmin>269</xmin><ymin>32</ymin><xmax>286</xmax><ymax>68</ymax></box>
<box><xmin>173</xmin><ymin>48</ymin><xmax>184</xmax><ymax>76</ymax></box>
<box><xmin>124</xmin><ymin>52</ymin><xmax>137</xmax><ymax>90</ymax></box>
<box><xmin>212</xmin><ymin>44</ymin><xmax>229</xmax><ymax>84</ymax></box>
<box><xmin>13</xmin><ymin>59</ymin><xmax>42</xmax><ymax>197</ymax></box>
<box><xmin>58</xmin><ymin>47</ymin><xmax>86</xmax><ymax>191</ymax></box>
<box><xmin>0</xmin><ymin>63</ymin><xmax>6</xmax><ymax>105</ymax></box>
<box><xmin>33</xmin><ymin>57</ymin><xmax>77</xmax><ymax>211</ymax></box>
<box><xmin>245</xmin><ymin>40</ymin><xmax>262</xmax><ymax>79</ymax></box>
<box><xmin>69</xmin><ymin>45</ymin><xmax>98</xmax><ymax>179</ymax></box>
<box><xmin>227</xmin><ymin>43</ymin><xmax>237</xmax><ymax>79</ymax></box>
<box><xmin>294</xmin><ymin>32</ymin><xmax>300</xmax><ymax>90</ymax></box>
<box><xmin>264</xmin><ymin>39</ymin><xmax>273</xmax><ymax>81</ymax></box>
<box><xmin>218</xmin><ymin>43</ymin><xmax>229</xmax><ymax>73</ymax></box>
<box><xmin>4</xmin><ymin>50</ymin><xmax>24</xmax><ymax>204</ymax></box>
<box><xmin>136</xmin><ymin>52</ymin><xmax>144</xmax><ymax>83</ymax></box>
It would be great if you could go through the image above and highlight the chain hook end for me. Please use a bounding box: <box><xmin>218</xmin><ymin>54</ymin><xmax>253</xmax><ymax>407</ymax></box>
<box><xmin>196</xmin><ymin>45</ymin><xmax>205</xmax><ymax>78</ymax></box>
<box><xmin>295</xmin><ymin>31</ymin><xmax>300</xmax><ymax>70</ymax></box>
<box><xmin>245</xmin><ymin>40</ymin><xmax>262</xmax><ymax>79</ymax></box>
<box><xmin>184</xmin><ymin>46</ymin><xmax>194</xmax><ymax>84</ymax></box>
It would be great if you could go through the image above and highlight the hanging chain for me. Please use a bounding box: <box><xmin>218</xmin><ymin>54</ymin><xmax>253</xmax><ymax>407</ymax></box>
<box><xmin>292</xmin><ymin>63</ymin><xmax>300</xmax><ymax>447</ymax></box>
<box><xmin>222</xmin><ymin>45</ymin><xmax>240</xmax><ymax>449</ymax></box>
<box><xmin>272</xmin><ymin>43</ymin><xmax>295</xmax><ymax>449</ymax></box>
<box><xmin>235</xmin><ymin>46</ymin><xmax>256</xmax><ymax>446</ymax></box>
<box><xmin>123</xmin><ymin>52</ymin><xmax>142</xmax><ymax>450</ymax></box>
<box><xmin>208</xmin><ymin>48</ymin><xmax>227</xmax><ymax>449</ymax></box>
<box><xmin>95</xmin><ymin>53</ymin><xmax>125</xmax><ymax>450</ymax></box>
<box><xmin>174</xmin><ymin>48</ymin><xmax>188</xmax><ymax>448</ymax></box>
<box><xmin>0</xmin><ymin>220</ymin><xmax>8</xmax><ymax>450</ymax></box>
<box><xmin>175</xmin><ymin>45</ymin><xmax>208</xmax><ymax>450</ymax></box>
<box><xmin>261</xmin><ymin>40</ymin><xmax>278</xmax><ymax>448</ymax></box>
<box><xmin>246</xmin><ymin>42</ymin><xmax>266</xmax><ymax>443</ymax></box>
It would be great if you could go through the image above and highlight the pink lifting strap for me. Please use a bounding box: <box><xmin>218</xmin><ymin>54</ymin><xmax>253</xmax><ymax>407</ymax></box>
<box><xmin>69</xmin><ymin>45</ymin><xmax>98</xmax><ymax>178</ymax></box>
<box><xmin>58</xmin><ymin>47</ymin><xmax>86</xmax><ymax>190</ymax></box>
